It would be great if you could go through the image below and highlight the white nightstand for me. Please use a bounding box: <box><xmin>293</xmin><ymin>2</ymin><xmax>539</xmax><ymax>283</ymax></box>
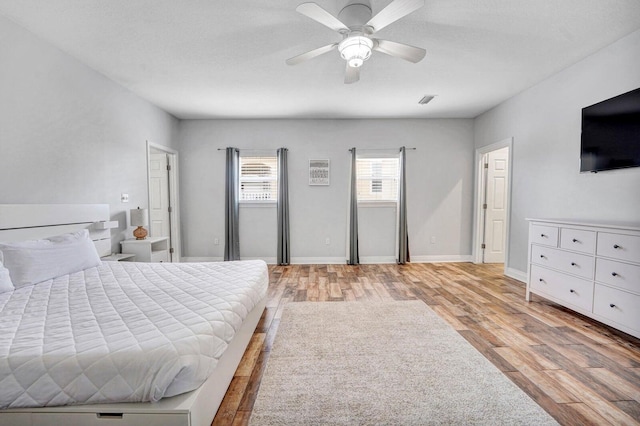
<box><xmin>101</xmin><ymin>253</ymin><xmax>136</xmax><ymax>262</ymax></box>
<box><xmin>121</xmin><ymin>237</ymin><xmax>169</xmax><ymax>262</ymax></box>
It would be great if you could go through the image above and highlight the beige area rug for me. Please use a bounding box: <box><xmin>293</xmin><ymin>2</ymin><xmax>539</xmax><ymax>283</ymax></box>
<box><xmin>249</xmin><ymin>301</ymin><xmax>558</xmax><ymax>425</ymax></box>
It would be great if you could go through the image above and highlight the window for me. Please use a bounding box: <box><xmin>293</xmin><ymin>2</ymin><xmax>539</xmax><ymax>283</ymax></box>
<box><xmin>356</xmin><ymin>157</ymin><xmax>400</xmax><ymax>202</ymax></box>
<box><xmin>240</xmin><ymin>156</ymin><xmax>278</xmax><ymax>202</ymax></box>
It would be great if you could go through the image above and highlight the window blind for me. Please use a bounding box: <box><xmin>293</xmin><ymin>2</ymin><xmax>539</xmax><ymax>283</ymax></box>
<box><xmin>356</xmin><ymin>157</ymin><xmax>400</xmax><ymax>202</ymax></box>
<box><xmin>240</xmin><ymin>156</ymin><xmax>278</xmax><ymax>201</ymax></box>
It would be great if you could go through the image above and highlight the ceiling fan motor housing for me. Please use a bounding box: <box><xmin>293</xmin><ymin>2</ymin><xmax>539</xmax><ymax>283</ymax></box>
<box><xmin>338</xmin><ymin>0</ymin><xmax>373</xmax><ymax>30</ymax></box>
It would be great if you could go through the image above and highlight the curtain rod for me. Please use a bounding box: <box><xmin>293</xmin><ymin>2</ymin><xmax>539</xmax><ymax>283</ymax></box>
<box><xmin>217</xmin><ymin>148</ymin><xmax>285</xmax><ymax>151</ymax></box>
<box><xmin>348</xmin><ymin>147</ymin><xmax>417</xmax><ymax>152</ymax></box>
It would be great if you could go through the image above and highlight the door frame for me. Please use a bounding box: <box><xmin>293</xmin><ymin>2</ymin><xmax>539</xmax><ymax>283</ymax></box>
<box><xmin>472</xmin><ymin>138</ymin><xmax>513</xmax><ymax>271</ymax></box>
<box><xmin>146</xmin><ymin>141</ymin><xmax>181</xmax><ymax>262</ymax></box>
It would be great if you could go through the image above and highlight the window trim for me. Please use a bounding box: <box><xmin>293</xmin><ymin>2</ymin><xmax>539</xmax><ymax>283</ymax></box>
<box><xmin>239</xmin><ymin>201</ymin><xmax>277</xmax><ymax>207</ymax></box>
<box><xmin>358</xmin><ymin>201</ymin><xmax>398</xmax><ymax>208</ymax></box>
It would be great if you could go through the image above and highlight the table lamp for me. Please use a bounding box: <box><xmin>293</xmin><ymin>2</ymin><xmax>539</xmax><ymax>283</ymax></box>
<box><xmin>130</xmin><ymin>207</ymin><xmax>149</xmax><ymax>240</ymax></box>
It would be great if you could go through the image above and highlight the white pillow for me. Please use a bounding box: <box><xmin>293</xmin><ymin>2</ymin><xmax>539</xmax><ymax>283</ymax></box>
<box><xmin>0</xmin><ymin>252</ymin><xmax>14</xmax><ymax>294</ymax></box>
<box><xmin>0</xmin><ymin>229</ymin><xmax>101</xmax><ymax>288</ymax></box>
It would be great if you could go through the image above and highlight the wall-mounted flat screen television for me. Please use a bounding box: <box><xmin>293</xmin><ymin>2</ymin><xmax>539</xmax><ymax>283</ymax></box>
<box><xmin>580</xmin><ymin>87</ymin><xmax>640</xmax><ymax>172</ymax></box>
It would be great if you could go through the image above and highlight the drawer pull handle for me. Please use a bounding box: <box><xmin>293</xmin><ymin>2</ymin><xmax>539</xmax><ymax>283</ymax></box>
<box><xmin>541</xmin><ymin>234</ymin><xmax>547</xmax><ymax>238</ymax></box>
<box><xmin>540</xmin><ymin>255</ymin><xmax>546</xmax><ymax>259</ymax></box>
<box><xmin>609</xmin><ymin>303</ymin><xmax>616</xmax><ymax>308</ymax></box>
<box><xmin>569</xmin><ymin>289</ymin><xmax>575</xmax><ymax>293</ymax></box>
<box><xmin>539</xmin><ymin>278</ymin><xmax>544</xmax><ymax>282</ymax></box>
<box><xmin>571</xmin><ymin>262</ymin><xmax>577</xmax><ymax>266</ymax></box>
<box><xmin>613</xmin><ymin>244</ymin><xmax>621</xmax><ymax>249</ymax></box>
<box><xmin>572</xmin><ymin>238</ymin><xmax>579</xmax><ymax>243</ymax></box>
<box><xmin>97</xmin><ymin>413</ymin><xmax>124</xmax><ymax>419</ymax></box>
<box><xmin>611</xmin><ymin>272</ymin><xmax>618</xmax><ymax>277</ymax></box>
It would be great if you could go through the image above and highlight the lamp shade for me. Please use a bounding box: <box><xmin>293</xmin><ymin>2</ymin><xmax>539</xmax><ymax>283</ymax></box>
<box><xmin>130</xmin><ymin>208</ymin><xmax>149</xmax><ymax>227</ymax></box>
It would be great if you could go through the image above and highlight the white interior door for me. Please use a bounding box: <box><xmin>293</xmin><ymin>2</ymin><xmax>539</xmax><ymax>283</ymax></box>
<box><xmin>149</xmin><ymin>153</ymin><xmax>171</xmax><ymax>242</ymax></box>
<box><xmin>483</xmin><ymin>147</ymin><xmax>509</xmax><ymax>263</ymax></box>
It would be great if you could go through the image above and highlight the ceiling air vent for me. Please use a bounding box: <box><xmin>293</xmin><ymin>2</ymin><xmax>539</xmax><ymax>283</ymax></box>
<box><xmin>418</xmin><ymin>95</ymin><xmax>436</xmax><ymax>105</ymax></box>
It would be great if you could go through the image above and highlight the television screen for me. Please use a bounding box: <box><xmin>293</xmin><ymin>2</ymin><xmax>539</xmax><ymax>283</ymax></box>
<box><xmin>580</xmin><ymin>87</ymin><xmax>640</xmax><ymax>172</ymax></box>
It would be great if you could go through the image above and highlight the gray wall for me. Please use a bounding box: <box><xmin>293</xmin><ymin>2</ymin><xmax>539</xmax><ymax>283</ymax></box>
<box><xmin>177</xmin><ymin>119</ymin><xmax>475</xmax><ymax>262</ymax></box>
<box><xmin>474</xmin><ymin>29</ymin><xmax>640</xmax><ymax>274</ymax></box>
<box><xmin>0</xmin><ymin>16</ymin><xmax>179</xmax><ymax>252</ymax></box>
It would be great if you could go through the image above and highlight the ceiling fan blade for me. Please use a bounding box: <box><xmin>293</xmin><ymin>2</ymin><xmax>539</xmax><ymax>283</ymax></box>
<box><xmin>373</xmin><ymin>39</ymin><xmax>426</xmax><ymax>63</ymax></box>
<box><xmin>286</xmin><ymin>43</ymin><xmax>339</xmax><ymax>66</ymax></box>
<box><xmin>344</xmin><ymin>63</ymin><xmax>360</xmax><ymax>84</ymax></box>
<box><xmin>366</xmin><ymin>0</ymin><xmax>424</xmax><ymax>32</ymax></box>
<box><xmin>296</xmin><ymin>2</ymin><xmax>349</xmax><ymax>33</ymax></box>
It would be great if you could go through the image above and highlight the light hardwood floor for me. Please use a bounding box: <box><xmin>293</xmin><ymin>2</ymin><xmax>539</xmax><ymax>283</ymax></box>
<box><xmin>213</xmin><ymin>263</ymin><xmax>640</xmax><ymax>425</ymax></box>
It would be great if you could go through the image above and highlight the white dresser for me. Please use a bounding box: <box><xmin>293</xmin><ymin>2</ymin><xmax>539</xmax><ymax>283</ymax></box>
<box><xmin>527</xmin><ymin>219</ymin><xmax>640</xmax><ymax>339</ymax></box>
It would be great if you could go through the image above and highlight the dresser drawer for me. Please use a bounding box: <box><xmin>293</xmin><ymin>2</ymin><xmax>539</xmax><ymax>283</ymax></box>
<box><xmin>530</xmin><ymin>224</ymin><xmax>559</xmax><ymax>247</ymax></box>
<box><xmin>595</xmin><ymin>258</ymin><xmax>640</xmax><ymax>293</ymax></box>
<box><xmin>560</xmin><ymin>228</ymin><xmax>596</xmax><ymax>254</ymax></box>
<box><xmin>530</xmin><ymin>265</ymin><xmax>594</xmax><ymax>312</ymax></box>
<box><xmin>597</xmin><ymin>232</ymin><xmax>640</xmax><ymax>263</ymax></box>
<box><xmin>593</xmin><ymin>284</ymin><xmax>640</xmax><ymax>333</ymax></box>
<box><xmin>531</xmin><ymin>245</ymin><xmax>594</xmax><ymax>279</ymax></box>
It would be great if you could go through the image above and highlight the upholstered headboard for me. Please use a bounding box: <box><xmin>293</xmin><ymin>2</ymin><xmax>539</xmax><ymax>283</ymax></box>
<box><xmin>0</xmin><ymin>204</ymin><xmax>113</xmax><ymax>257</ymax></box>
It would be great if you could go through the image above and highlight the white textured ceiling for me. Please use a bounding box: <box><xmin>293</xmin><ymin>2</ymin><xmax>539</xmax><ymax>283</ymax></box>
<box><xmin>1</xmin><ymin>0</ymin><xmax>640</xmax><ymax>119</ymax></box>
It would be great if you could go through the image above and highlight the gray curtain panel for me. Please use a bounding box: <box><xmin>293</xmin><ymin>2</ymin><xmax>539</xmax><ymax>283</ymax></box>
<box><xmin>224</xmin><ymin>147</ymin><xmax>240</xmax><ymax>261</ymax></box>
<box><xmin>277</xmin><ymin>148</ymin><xmax>290</xmax><ymax>265</ymax></box>
<box><xmin>347</xmin><ymin>148</ymin><xmax>359</xmax><ymax>265</ymax></box>
<box><xmin>397</xmin><ymin>146</ymin><xmax>410</xmax><ymax>264</ymax></box>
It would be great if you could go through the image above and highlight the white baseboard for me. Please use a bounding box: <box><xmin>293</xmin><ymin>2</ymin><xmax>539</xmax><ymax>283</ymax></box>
<box><xmin>504</xmin><ymin>267</ymin><xmax>527</xmax><ymax>283</ymax></box>
<box><xmin>410</xmin><ymin>255</ymin><xmax>474</xmax><ymax>263</ymax></box>
<box><xmin>240</xmin><ymin>256</ymin><xmax>277</xmax><ymax>264</ymax></box>
<box><xmin>182</xmin><ymin>256</ymin><xmax>346</xmax><ymax>265</ymax></box>
<box><xmin>359</xmin><ymin>256</ymin><xmax>397</xmax><ymax>264</ymax></box>
<box><xmin>180</xmin><ymin>256</ymin><xmax>220</xmax><ymax>262</ymax></box>
<box><xmin>182</xmin><ymin>256</ymin><xmax>280</xmax><ymax>264</ymax></box>
<box><xmin>291</xmin><ymin>257</ymin><xmax>346</xmax><ymax>265</ymax></box>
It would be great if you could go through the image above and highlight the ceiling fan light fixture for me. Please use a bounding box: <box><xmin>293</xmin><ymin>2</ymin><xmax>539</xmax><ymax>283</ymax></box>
<box><xmin>338</xmin><ymin>36</ymin><xmax>373</xmax><ymax>68</ymax></box>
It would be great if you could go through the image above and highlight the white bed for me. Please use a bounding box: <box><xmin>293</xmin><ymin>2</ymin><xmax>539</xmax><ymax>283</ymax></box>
<box><xmin>0</xmin><ymin>204</ymin><xmax>268</xmax><ymax>426</ymax></box>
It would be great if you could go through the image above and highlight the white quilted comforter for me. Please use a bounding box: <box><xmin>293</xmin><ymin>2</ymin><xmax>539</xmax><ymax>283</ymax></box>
<box><xmin>0</xmin><ymin>260</ymin><xmax>268</xmax><ymax>409</ymax></box>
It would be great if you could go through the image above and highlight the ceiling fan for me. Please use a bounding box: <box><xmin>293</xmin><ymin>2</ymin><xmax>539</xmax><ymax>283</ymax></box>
<box><xmin>286</xmin><ymin>0</ymin><xmax>426</xmax><ymax>84</ymax></box>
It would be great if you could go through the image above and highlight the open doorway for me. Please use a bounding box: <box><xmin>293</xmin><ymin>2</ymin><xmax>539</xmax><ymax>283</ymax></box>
<box><xmin>147</xmin><ymin>141</ymin><xmax>181</xmax><ymax>262</ymax></box>
<box><xmin>473</xmin><ymin>138</ymin><xmax>512</xmax><ymax>268</ymax></box>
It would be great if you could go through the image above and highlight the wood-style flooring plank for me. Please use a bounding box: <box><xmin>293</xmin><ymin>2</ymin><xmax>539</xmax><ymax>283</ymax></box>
<box><xmin>234</xmin><ymin>334</ymin><xmax>265</xmax><ymax>377</ymax></box>
<box><xmin>505</xmin><ymin>371</ymin><xmax>596</xmax><ymax>426</ymax></box>
<box><xmin>562</xmin><ymin>402</ymin><xmax>615</xmax><ymax>426</ymax></box>
<box><xmin>588</xmin><ymin>367</ymin><xmax>640</xmax><ymax>403</ymax></box>
<box><xmin>212</xmin><ymin>376</ymin><xmax>249</xmax><ymax>425</ymax></box>
<box><xmin>545</xmin><ymin>369</ymin><xmax>640</xmax><ymax>426</ymax></box>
